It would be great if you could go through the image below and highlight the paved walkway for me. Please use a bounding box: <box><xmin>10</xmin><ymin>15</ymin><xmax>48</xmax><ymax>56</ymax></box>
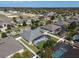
<box><xmin>43</xmin><ymin>32</ymin><xmax>65</xmax><ymax>42</ymax></box>
<box><xmin>16</xmin><ymin>37</ymin><xmax>39</xmax><ymax>57</ymax></box>
<box><xmin>43</xmin><ymin>32</ymin><xmax>74</xmax><ymax>45</ymax></box>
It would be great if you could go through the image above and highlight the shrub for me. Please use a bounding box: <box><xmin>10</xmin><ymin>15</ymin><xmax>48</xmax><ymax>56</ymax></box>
<box><xmin>1</xmin><ymin>32</ymin><xmax>7</xmax><ymax>38</ymax></box>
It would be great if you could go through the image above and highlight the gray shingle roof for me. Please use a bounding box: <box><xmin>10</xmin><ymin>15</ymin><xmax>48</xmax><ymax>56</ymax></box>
<box><xmin>0</xmin><ymin>14</ymin><xmax>12</xmax><ymax>25</ymax></box>
<box><xmin>41</xmin><ymin>24</ymin><xmax>61</xmax><ymax>32</ymax></box>
<box><xmin>0</xmin><ymin>36</ymin><xmax>23</xmax><ymax>58</ymax></box>
<box><xmin>54</xmin><ymin>41</ymin><xmax>72</xmax><ymax>51</ymax></box>
<box><xmin>21</xmin><ymin>27</ymin><xmax>43</xmax><ymax>42</ymax></box>
<box><xmin>61</xmin><ymin>48</ymin><xmax>79</xmax><ymax>58</ymax></box>
<box><xmin>66</xmin><ymin>18</ymin><xmax>79</xmax><ymax>23</ymax></box>
<box><xmin>54</xmin><ymin>20</ymin><xmax>64</xmax><ymax>26</ymax></box>
<box><xmin>74</xmin><ymin>42</ymin><xmax>79</xmax><ymax>48</ymax></box>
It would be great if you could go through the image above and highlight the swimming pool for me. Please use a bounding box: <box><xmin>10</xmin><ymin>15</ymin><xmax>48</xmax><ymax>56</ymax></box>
<box><xmin>52</xmin><ymin>48</ymin><xmax>66</xmax><ymax>58</ymax></box>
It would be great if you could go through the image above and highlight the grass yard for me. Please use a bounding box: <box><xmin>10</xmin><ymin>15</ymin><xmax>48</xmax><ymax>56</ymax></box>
<box><xmin>20</xmin><ymin>39</ymin><xmax>39</xmax><ymax>53</ymax></box>
<box><xmin>21</xmin><ymin>49</ymin><xmax>34</xmax><ymax>58</ymax></box>
<box><xmin>11</xmin><ymin>49</ymin><xmax>33</xmax><ymax>58</ymax></box>
<box><xmin>37</xmin><ymin>40</ymin><xmax>46</xmax><ymax>49</ymax></box>
<box><xmin>37</xmin><ymin>37</ymin><xmax>58</xmax><ymax>58</ymax></box>
<box><xmin>49</xmin><ymin>37</ymin><xmax>59</xmax><ymax>46</ymax></box>
<box><xmin>11</xmin><ymin>53</ymin><xmax>22</xmax><ymax>58</ymax></box>
<box><xmin>37</xmin><ymin>36</ymin><xmax>58</xmax><ymax>50</ymax></box>
<box><xmin>16</xmin><ymin>25</ymin><xmax>30</xmax><ymax>30</ymax></box>
<box><xmin>51</xmin><ymin>37</ymin><xmax>59</xmax><ymax>42</ymax></box>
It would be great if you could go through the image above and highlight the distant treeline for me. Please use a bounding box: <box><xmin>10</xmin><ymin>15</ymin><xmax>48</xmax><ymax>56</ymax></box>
<box><xmin>0</xmin><ymin>7</ymin><xmax>79</xmax><ymax>14</ymax></box>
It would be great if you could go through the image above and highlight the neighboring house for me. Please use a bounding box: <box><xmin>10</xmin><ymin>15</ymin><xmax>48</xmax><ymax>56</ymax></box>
<box><xmin>0</xmin><ymin>14</ymin><xmax>13</xmax><ymax>27</ymax></box>
<box><xmin>16</xmin><ymin>18</ymin><xmax>27</xmax><ymax>25</ymax></box>
<box><xmin>66</xmin><ymin>18</ymin><xmax>79</xmax><ymax>25</ymax></box>
<box><xmin>26</xmin><ymin>19</ymin><xmax>31</xmax><ymax>25</ymax></box>
<box><xmin>61</xmin><ymin>44</ymin><xmax>79</xmax><ymax>58</ymax></box>
<box><xmin>47</xmin><ymin>12</ymin><xmax>56</xmax><ymax>17</ymax></box>
<box><xmin>53</xmin><ymin>41</ymin><xmax>72</xmax><ymax>58</ymax></box>
<box><xmin>21</xmin><ymin>27</ymin><xmax>47</xmax><ymax>45</ymax></box>
<box><xmin>16</xmin><ymin>18</ymin><xmax>31</xmax><ymax>25</ymax></box>
<box><xmin>0</xmin><ymin>36</ymin><xmax>24</xmax><ymax>58</ymax></box>
<box><xmin>36</xmin><ymin>14</ymin><xmax>44</xmax><ymax>17</ymax></box>
<box><xmin>0</xmin><ymin>14</ymin><xmax>14</xmax><ymax>31</ymax></box>
<box><xmin>41</xmin><ymin>24</ymin><xmax>62</xmax><ymax>34</ymax></box>
<box><xmin>8</xmin><ymin>10</ymin><xmax>18</xmax><ymax>14</ymax></box>
<box><xmin>54</xmin><ymin>20</ymin><xmax>65</xmax><ymax>27</ymax></box>
<box><xmin>73</xmin><ymin>42</ymin><xmax>79</xmax><ymax>48</ymax></box>
<box><xmin>73</xmin><ymin>34</ymin><xmax>79</xmax><ymax>42</ymax></box>
<box><xmin>62</xmin><ymin>49</ymin><xmax>79</xmax><ymax>58</ymax></box>
<box><xmin>44</xmin><ymin>17</ymin><xmax>51</xmax><ymax>20</ymax></box>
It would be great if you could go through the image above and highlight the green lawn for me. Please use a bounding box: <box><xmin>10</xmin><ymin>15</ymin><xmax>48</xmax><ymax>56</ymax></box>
<box><xmin>20</xmin><ymin>39</ymin><xmax>39</xmax><ymax>53</ymax></box>
<box><xmin>16</xmin><ymin>25</ymin><xmax>30</xmax><ymax>30</ymax></box>
<box><xmin>21</xmin><ymin>49</ymin><xmax>33</xmax><ymax>58</ymax></box>
<box><xmin>51</xmin><ymin>37</ymin><xmax>58</xmax><ymax>42</ymax></box>
<box><xmin>37</xmin><ymin>40</ymin><xmax>46</xmax><ymax>49</ymax></box>
<box><xmin>38</xmin><ymin>37</ymin><xmax>58</xmax><ymax>49</ymax></box>
<box><xmin>11</xmin><ymin>53</ymin><xmax>22</xmax><ymax>58</ymax></box>
<box><xmin>37</xmin><ymin>37</ymin><xmax>57</xmax><ymax>58</ymax></box>
<box><xmin>37</xmin><ymin>36</ymin><xmax>58</xmax><ymax>50</ymax></box>
<box><xmin>11</xmin><ymin>49</ymin><xmax>33</xmax><ymax>58</ymax></box>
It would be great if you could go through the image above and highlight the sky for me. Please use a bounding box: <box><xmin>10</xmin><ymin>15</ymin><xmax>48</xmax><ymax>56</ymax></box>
<box><xmin>0</xmin><ymin>1</ymin><xmax>79</xmax><ymax>7</ymax></box>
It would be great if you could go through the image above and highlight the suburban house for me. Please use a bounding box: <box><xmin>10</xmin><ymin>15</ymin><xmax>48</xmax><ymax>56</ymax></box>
<box><xmin>0</xmin><ymin>36</ymin><xmax>24</xmax><ymax>58</ymax></box>
<box><xmin>8</xmin><ymin>10</ymin><xmax>18</xmax><ymax>14</ymax></box>
<box><xmin>26</xmin><ymin>19</ymin><xmax>31</xmax><ymax>25</ymax></box>
<box><xmin>72</xmin><ymin>29</ymin><xmax>79</xmax><ymax>42</ymax></box>
<box><xmin>15</xmin><ymin>17</ymin><xmax>31</xmax><ymax>25</ymax></box>
<box><xmin>53</xmin><ymin>41</ymin><xmax>72</xmax><ymax>58</ymax></box>
<box><xmin>66</xmin><ymin>18</ymin><xmax>79</xmax><ymax>25</ymax></box>
<box><xmin>0</xmin><ymin>14</ymin><xmax>14</xmax><ymax>32</ymax></box>
<box><xmin>15</xmin><ymin>18</ymin><xmax>26</xmax><ymax>25</ymax></box>
<box><xmin>36</xmin><ymin>14</ymin><xmax>44</xmax><ymax>17</ymax></box>
<box><xmin>73</xmin><ymin>34</ymin><xmax>79</xmax><ymax>42</ymax></box>
<box><xmin>47</xmin><ymin>12</ymin><xmax>56</xmax><ymax>17</ymax></box>
<box><xmin>0</xmin><ymin>11</ymin><xmax>5</xmax><ymax>14</ymax></box>
<box><xmin>0</xmin><ymin>14</ymin><xmax>13</xmax><ymax>27</ymax></box>
<box><xmin>40</xmin><ymin>24</ymin><xmax>62</xmax><ymax>34</ymax></box>
<box><xmin>61</xmin><ymin>43</ymin><xmax>79</xmax><ymax>58</ymax></box>
<box><xmin>54</xmin><ymin>20</ymin><xmax>65</xmax><ymax>27</ymax></box>
<box><xmin>61</xmin><ymin>48</ymin><xmax>79</xmax><ymax>58</ymax></box>
<box><xmin>73</xmin><ymin>42</ymin><xmax>79</xmax><ymax>48</ymax></box>
<box><xmin>72</xmin><ymin>32</ymin><xmax>79</xmax><ymax>48</ymax></box>
<box><xmin>21</xmin><ymin>27</ymin><xmax>48</xmax><ymax>45</ymax></box>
